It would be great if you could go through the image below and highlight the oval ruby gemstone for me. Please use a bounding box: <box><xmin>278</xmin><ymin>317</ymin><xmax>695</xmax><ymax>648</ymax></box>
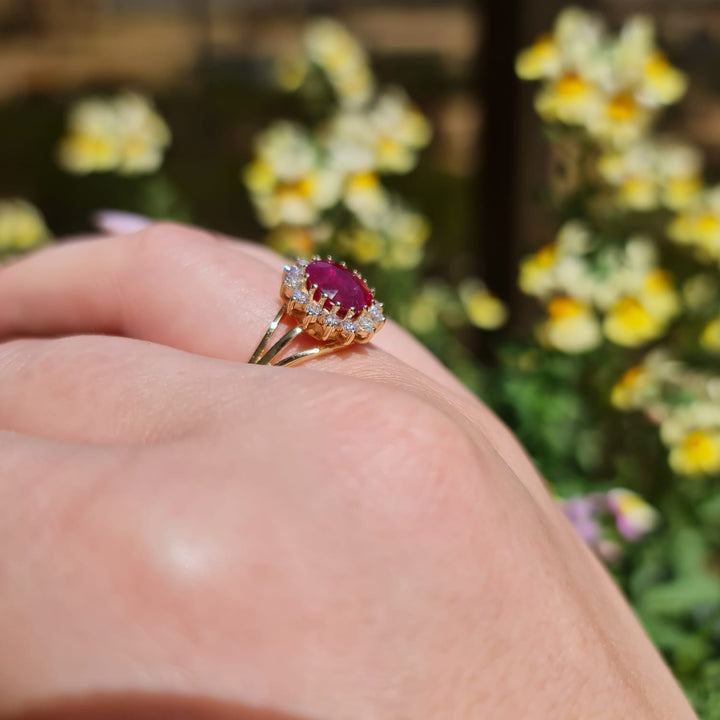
<box><xmin>306</xmin><ymin>260</ymin><xmax>373</xmax><ymax>314</ymax></box>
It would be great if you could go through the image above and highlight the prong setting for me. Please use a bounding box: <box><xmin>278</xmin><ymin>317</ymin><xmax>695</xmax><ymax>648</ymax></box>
<box><xmin>280</xmin><ymin>258</ymin><xmax>385</xmax><ymax>344</ymax></box>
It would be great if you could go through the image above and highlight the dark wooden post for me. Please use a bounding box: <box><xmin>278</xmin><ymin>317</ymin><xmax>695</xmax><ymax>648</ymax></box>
<box><xmin>477</xmin><ymin>0</ymin><xmax>522</xmax><ymax>303</ymax></box>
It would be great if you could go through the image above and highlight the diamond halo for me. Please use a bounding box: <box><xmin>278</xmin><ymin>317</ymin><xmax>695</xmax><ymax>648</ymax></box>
<box><xmin>281</xmin><ymin>257</ymin><xmax>385</xmax><ymax>345</ymax></box>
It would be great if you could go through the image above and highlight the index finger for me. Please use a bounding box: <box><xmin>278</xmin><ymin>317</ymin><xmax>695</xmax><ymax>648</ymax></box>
<box><xmin>0</xmin><ymin>222</ymin><xmax>468</xmax><ymax>395</ymax></box>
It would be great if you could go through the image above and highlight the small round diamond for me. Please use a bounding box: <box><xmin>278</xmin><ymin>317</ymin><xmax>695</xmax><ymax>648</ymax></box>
<box><xmin>293</xmin><ymin>290</ymin><xmax>309</xmax><ymax>304</ymax></box>
<box><xmin>358</xmin><ymin>316</ymin><xmax>375</xmax><ymax>333</ymax></box>
<box><xmin>284</xmin><ymin>265</ymin><xmax>305</xmax><ymax>289</ymax></box>
<box><xmin>368</xmin><ymin>304</ymin><xmax>384</xmax><ymax>323</ymax></box>
<box><xmin>342</xmin><ymin>319</ymin><xmax>359</xmax><ymax>333</ymax></box>
<box><xmin>324</xmin><ymin>314</ymin><xmax>340</xmax><ymax>327</ymax></box>
<box><xmin>306</xmin><ymin>302</ymin><xmax>322</xmax><ymax>316</ymax></box>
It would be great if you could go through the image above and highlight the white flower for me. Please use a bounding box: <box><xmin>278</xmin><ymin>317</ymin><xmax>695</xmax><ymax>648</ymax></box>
<box><xmin>58</xmin><ymin>92</ymin><xmax>170</xmax><ymax>175</ymax></box>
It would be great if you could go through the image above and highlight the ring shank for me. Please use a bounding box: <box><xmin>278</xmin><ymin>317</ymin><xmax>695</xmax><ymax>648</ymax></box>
<box><xmin>248</xmin><ymin>303</ymin><xmax>344</xmax><ymax>367</ymax></box>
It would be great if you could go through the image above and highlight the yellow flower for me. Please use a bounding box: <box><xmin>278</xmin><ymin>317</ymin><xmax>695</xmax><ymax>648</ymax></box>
<box><xmin>535</xmin><ymin>72</ymin><xmax>602</xmax><ymax>125</ymax></box>
<box><xmin>459</xmin><ymin>280</ymin><xmax>508</xmax><ymax>330</ymax></box>
<box><xmin>515</xmin><ymin>34</ymin><xmax>561</xmax><ymax>80</ymax></box>
<box><xmin>303</xmin><ymin>18</ymin><xmax>374</xmax><ymax>108</ymax></box>
<box><xmin>342</xmin><ymin>227</ymin><xmax>385</xmax><ymax>265</ymax></box>
<box><xmin>519</xmin><ymin>243</ymin><xmax>558</xmax><ymax>297</ymax></box>
<box><xmin>243</xmin><ymin>122</ymin><xmax>342</xmax><ymax>228</ymax></box>
<box><xmin>669</xmin><ymin>429</ymin><xmax>720</xmax><ymax>477</ymax></box>
<box><xmin>0</xmin><ymin>199</ymin><xmax>50</xmax><ymax>253</ymax></box>
<box><xmin>58</xmin><ymin>92</ymin><xmax>170</xmax><ymax>175</ymax></box>
<box><xmin>668</xmin><ymin>186</ymin><xmax>720</xmax><ymax>261</ymax></box>
<box><xmin>640</xmin><ymin>268</ymin><xmax>680</xmax><ymax>323</ymax></box>
<box><xmin>537</xmin><ymin>297</ymin><xmax>601</xmax><ymax>353</ymax></box>
<box><xmin>610</xmin><ymin>365</ymin><xmax>652</xmax><ymax>410</ymax></box>
<box><xmin>343</xmin><ymin>171</ymin><xmax>388</xmax><ymax>222</ymax></box>
<box><xmin>370</xmin><ymin>90</ymin><xmax>432</xmax><ymax>173</ymax></box>
<box><xmin>603</xmin><ymin>297</ymin><xmax>665</xmax><ymax>347</ymax></box>
<box><xmin>588</xmin><ymin>92</ymin><xmax>651</xmax><ymax>147</ymax></box>
<box><xmin>519</xmin><ymin>221</ymin><xmax>591</xmax><ymax>299</ymax></box>
<box><xmin>598</xmin><ymin>140</ymin><xmax>701</xmax><ymax>211</ymax></box>
<box><xmin>304</xmin><ymin>18</ymin><xmax>366</xmax><ymax>74</ymax></box>
<box><xmin>612</xmin><ymin>16</ymin><xmax>687</xmax><ymax>109</ymax></box>
<box><xmin>663</xmin><ymin>175</ymin><xmax>702</xmax><ymax>211</ymax></box>
<box><xmin>515</xmin><ymin>7</ymin><xmax>604</xmax><ymax>81</ymax></box>
<box><xmin>657</xmin><ymin>142</ymin><xmax>702</xmax><ymax>209</ymax></box>
<box><xmin>701</xmin><ymin>318</ymin><xmax>720</xmax><ymax>353</ymax></box>
<box><xmin>640</xmin><ymin>51</ymin><xmax>687</xmax><ymax>107</ymax></box>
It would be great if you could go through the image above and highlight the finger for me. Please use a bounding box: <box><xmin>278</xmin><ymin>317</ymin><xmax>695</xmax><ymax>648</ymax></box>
<box><xmin>0</xmin><ymin>224</ymin><xmax>553</xmax><ymax>505</ymax></box>
<box><xmin>0</xmin><ymin>223</ymin><xmax>467</xmax><ymax>396</ymax></box>
<box><xmin>0</xmin><ymin>335</ymin><xmax>244</xmax><ymax>443</ymax></box>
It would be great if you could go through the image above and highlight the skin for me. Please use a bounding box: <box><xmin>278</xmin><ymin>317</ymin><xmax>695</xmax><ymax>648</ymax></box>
<box><xmin>0</xmin><ymin>223</ymin><xmax>697</xmax><ymax>719</ymax></box>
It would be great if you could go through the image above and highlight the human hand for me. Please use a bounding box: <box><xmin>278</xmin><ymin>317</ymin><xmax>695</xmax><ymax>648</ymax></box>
<box><xmin>0</xmin><ymin>224</ymin><xmax>696</xmax><ymax>719</ymax></box>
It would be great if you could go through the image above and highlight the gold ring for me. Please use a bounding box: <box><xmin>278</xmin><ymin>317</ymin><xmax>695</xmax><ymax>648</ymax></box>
<box><xmin>248</xmin><ymin>257</ymin><xmax>385</xmax><ymax>367</ymax></box>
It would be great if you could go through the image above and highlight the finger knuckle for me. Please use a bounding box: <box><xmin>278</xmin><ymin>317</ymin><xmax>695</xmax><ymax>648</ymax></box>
<box><xmin>335</xmin><ymin>385</ymin><xmax>485</xmax><ymax>519</ymax></box>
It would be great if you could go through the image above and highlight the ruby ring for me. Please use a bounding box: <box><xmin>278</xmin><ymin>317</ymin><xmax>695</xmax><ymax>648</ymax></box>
<box><xmin>248</xmin><ymin>258</ymin><xmax>386</xmax><ymax>367</ymax></box>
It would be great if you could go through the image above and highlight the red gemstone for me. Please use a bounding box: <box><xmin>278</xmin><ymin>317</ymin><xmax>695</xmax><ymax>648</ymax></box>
<box><xmin>306</xmin><ymin>260</ymin><xmax>373</xmax><ymax>315</ymax></box>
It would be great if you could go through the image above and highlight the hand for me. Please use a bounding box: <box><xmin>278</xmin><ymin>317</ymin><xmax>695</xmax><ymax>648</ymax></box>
<box><xmin>0</xmin><ymin>224</ymin><xmax>696</xmax><ymax>719</ymax></box>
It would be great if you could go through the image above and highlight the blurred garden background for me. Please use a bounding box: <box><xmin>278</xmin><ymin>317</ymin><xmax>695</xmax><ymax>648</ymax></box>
<box><xmin>3</xmin><ymin>0</ymin><xmax>720</xmax><ymax>715</ymax></box>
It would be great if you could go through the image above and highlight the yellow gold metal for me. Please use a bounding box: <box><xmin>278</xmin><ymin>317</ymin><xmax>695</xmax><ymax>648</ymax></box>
<box><xmin>248</xmin><ymin>258</ymin><xmax>385</xmax><ymax>367</ymax></box>
<box><xmin>248</xmin><ymin>305</ymin><xmax>286</xmax><ymax>364</ymax></box>
<box><xmin>256</xmin><ymin>325</ymin><xmax>303</xmax><ymax>365</ymax></box>
<box><xmin>275</xmin><ymin>342</ymin><xmax>345</xmax><ymax>367</ymax></box>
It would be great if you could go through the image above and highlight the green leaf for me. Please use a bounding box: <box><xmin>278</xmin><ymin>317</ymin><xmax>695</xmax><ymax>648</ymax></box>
<box><xmin>639</xmin><ymin>576</ymin><xmax>720</xmax><ymax>617</ymax></box>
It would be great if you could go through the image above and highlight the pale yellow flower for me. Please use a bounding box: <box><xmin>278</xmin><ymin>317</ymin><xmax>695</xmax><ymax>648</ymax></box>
<box><xmin>58</xmin><ymin>92</ymin><xmax>170</xmax><ymax>175</ymax></box>
<box><xmin>243</xmin><ymin>123</ymin><xmax>342</xmax><ymax>228</ymax></box>
<box><xmin>0</xmin><ymin>199</ymin><xmax>50</xmax><ymax>253</ymax></box>
<box><xmin>598</xmin><ymin>140</ymin><xmax>701</xmax><ymax>211</ymax></box>
<box><xmin>519</xmin><ymin>243</ymin><xmax>559</xmax><ymax>298</ymax></box>
<box><xmin>611</xmin><ymin>365</ymin><xmax>652</xmax><ymax>410</ymax></box>
<box><xmin>459</xmin><ymin>280</ymin><xmax>508</xmax><ymax>330</ymax></box>
<box><xmin>610</xmin><ymin>16</ymin><xmax>687</xmax><ymax>108</ymax></box>
<box><xmin>587</xmin><ymin>91</ymin><xmax>652</xmax><ymax>147</ymax></box>
<box><xmin>639</xmin><ymin>51</ymin><xmax>687</xmax><ymax>107</ymax></box>
<box><xmin>370</xmin><ymin>90</ymin><xmax>432</xmax><ymax>173</ymax></box>
<box><xmin>515</xmin><ymin>34</ymin><xmax>560</xmax><ymax>80</ymax></box>
<box><xmin>537</xmin><ymin>297</ymin><xmax>602</xmax><ymax>353</ymax></box>
<box><xmin>324</xmin><ymin>92</ymin><xmax>431</xmax><ymax>178</ymax></box>
<box><xmin>515</xmin><ymin>7</ymin><xmax>605</xmax><ymax>81</ymax></box>
<box><xmin>343</xmin><ymin>171</ymin><xmax>388</xmax><ymax>222</ymax></box>
<box><xmin>657</xmin><ymin>142</ymin><xmax>702</xmax><ymax>210</ymax></box>
<box><xmin>668</xmin><ymin>186</ymin><xmax>720</xmax><ymax>261</ymax></box>
<box><xmin>603</xmin><ymin>296</ymin><xmax>665</xmax><ymax>347</ymax></box>
<box><xmin>535</xmin><ymin>71</ymin><xmax>603</xmax><ymax>126</ymax></box>
<box><xmin>519</xmin><ymin>221</ymin><xmax>592</xmax><ymax>299</ymax></box>
<box><xmin>520</xmin><ymin>12</ymin><xmax>686</xmax><ymax>146</ymax></box>
<box><xmin>303</xmin><ymin>18</ymin><xmax>374</xmax><ymax>108</ymax></box>
<box><xmin>669</xmin><ymin>429</ymin><xmax>720</xmax><ymax>477</ymax></box>
<box><xmin>701</xmin><ymin>318</ymin><xmax>720</xmax><ymax>353</ymax></box>
<box><xmin>640</xmin><ymin>268</ymin><xmax>680</xmax><ymax>323</ymax></box>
